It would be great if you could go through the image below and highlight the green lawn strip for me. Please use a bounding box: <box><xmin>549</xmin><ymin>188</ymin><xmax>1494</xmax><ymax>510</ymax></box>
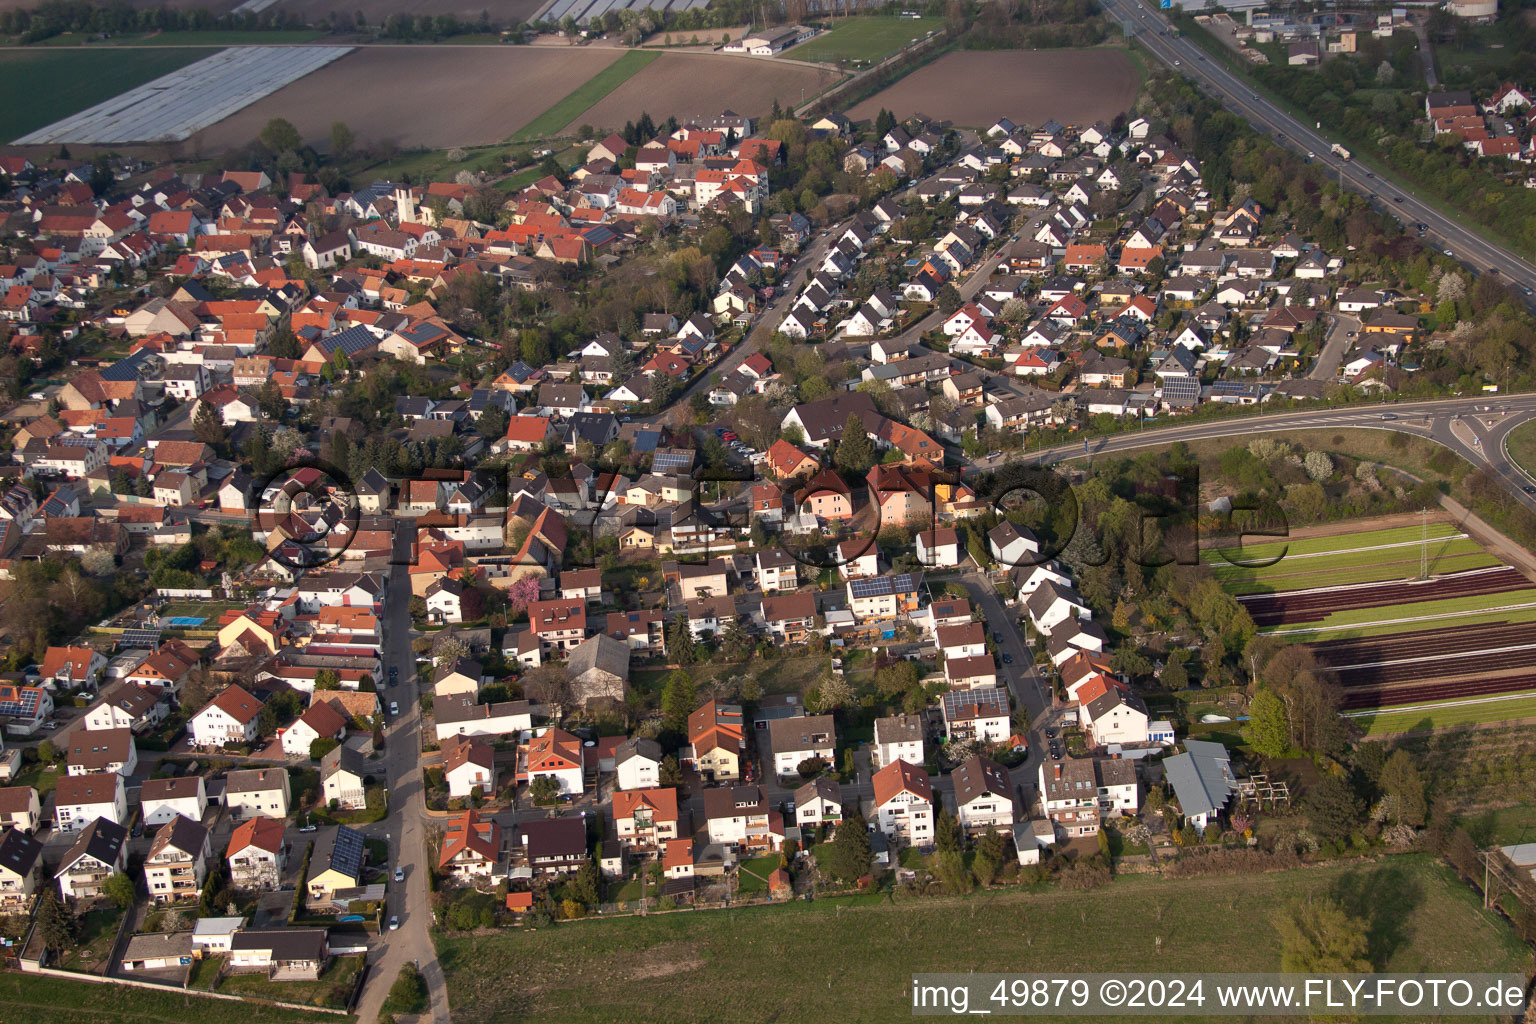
<box><xmin>513</xmin><ymin>49</ymin><xmax>660</xmax><ymax>142</ymax></box>
<box><xmin>1352</xmin><ymin>691</ymin><xmax>1536</xmax><ymax>737</ymax></box>
<box><xmin>437</xmin><ymin>855</ymin><xmax>1530</xmax><ymax>1024</ymax></box>
<box><xmin>1268</xmin><ymin>587</ymin><xmax>1536</xmax><ymax>635</ymax></box>
<box><xmin>0</xmin><ymin>970</ymin><xmax>343</xmax><ymax>1022</ymax></box>
<box><xmin>1212</xmin><ymin>537</ymin><xmax>1485</xmax><ymax>582</ymax></box>
<box><xmin>1203</xmin><ymin>522</ymin><xmax>1463</xmax><ymax>564</ymax></box>
<box><xmin>1221</xmin><ymin>551</ymin><xmax>1500</xmax><ymax>595</ymax></box>
<box><xmin>1276</xmin><ymin>602</ymin><xmax>1536</xmax><ymax>642</ymax></box>
<box><xmin>0</xmin><ymin>47</ymin><xmax>217</xmax><ymax>141</ymax></box>
<box><xmin>786</xmin><ymin>17</ymin><xmax>943</xmax><ymax>64</ymax></box>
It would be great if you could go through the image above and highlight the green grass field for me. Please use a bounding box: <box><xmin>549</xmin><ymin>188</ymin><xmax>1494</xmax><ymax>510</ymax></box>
<box><xmin>1203</xmin><ymin>523</ymin><xmax>1464</xmax><ymax>565</ymax></box>
<box><xmin>0</xmin><ymin>47</ymin><xmax>216</xmax><ymax>141</ymax></box>
<box><xmin>786</xmin><ymin>16</ymin><xmax>943</xmax><ymax>64</ymax></box>
<box><xmin>513</xmin><ymin>49</ymin><xmax>660</xmax><ymax>142</ymax></box>
<box><xmin>437</xmin><ymin>856</ymin><xmax>1529</xmax><ymax>1024</ymax></box>
<box><xmin>1507</xmin><ymin>418</ymin><xmax>1536</xmax><ymax>482</ymax></box>
<box><xmin>1352</xmin><ymin>691</ymin><xmax>1536</xmax><ymax>736</ymax></box>
<box><xmin>1219</xmin><ymin>551</ymin><xmax>1500</xmax><ymax>595</ymax></box>
<box><xmin>0</xmin><ymin>971</ymin><xmax>344</xmax><ymax>1022</ymax></box>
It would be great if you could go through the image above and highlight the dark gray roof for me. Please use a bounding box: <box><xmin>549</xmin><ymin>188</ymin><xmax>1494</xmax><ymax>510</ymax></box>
<box><xmin>1163</xmin><ymin>740</ymin><xmax>1235</xmax><ymax>818</ymax></box>
<box><xmin>0</xmin><ymin>828</ymin><xmax>41</xmax><ymax>877</ymax></box>
<box><xmin>59</xmin><ymin>816</ymin><xmax>127</xmax><ymax>873</ymax></box>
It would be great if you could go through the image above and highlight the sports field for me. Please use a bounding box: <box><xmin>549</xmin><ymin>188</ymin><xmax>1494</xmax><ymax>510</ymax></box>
<box><xmin>437</xmin><ymin>855</ymin><xmax>1528</xmax><ymax>1023</ymax></box>
<box><xmin>0</xmin><ymin>47</ymin><xmax>215</xmax><ymax>142</ymax></box>
<box><xmin>786</xmin><ymin>16</ymin><xmax>943</xmax><ymax>64</ymax></box>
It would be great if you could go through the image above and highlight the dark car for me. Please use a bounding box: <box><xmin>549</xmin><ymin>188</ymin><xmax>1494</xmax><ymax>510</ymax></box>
<box><xmin>1002</xmin><ymin>652</ymin><xmax>1013</xmax><ymax>664</ymax></box>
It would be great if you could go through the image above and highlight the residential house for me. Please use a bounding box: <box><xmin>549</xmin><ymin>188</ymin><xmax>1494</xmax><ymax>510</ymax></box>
<box><xmin>768</xmin><ymin>714</ymin><xmax>835</xmax><ymax>779</ymax></box>
<box><xmin>144</xmin><ymin>814</ymin><xmax>212</xmax><ymax>903</ymax></box>
<box><xmin>685</xmin><ymin>700</ymin><xmax>745</xmax><ymax>783</ymax></box>
<box><xmin>55</xmin><ymin>817</ymin><xmax>128</xmax><ymax>900</ymax></box>
<box><xmin>872</xmin><ymin>759</ymin><xmax>934</xmax><ymax>846</ymax></box>
<box><xmin>440</xmin><ymin>809</ymin><xmax>502</xmax><ymax>879</ymax></box>
<box><xmin>872</xmin><ymin>714</ymin><xmax>925</xmax><ymax>770</ymax></box>
<box><xmin>320</xmin><ymin>745</ymin><xmax>368</xmax><ymax>810</ymax></box>
<box><xmin>224</xmin><ymin>768</ymin><xmax>291</xmax><ymax>820</ymax></box>
<box><xmin>227</xmin><ymin>816</ymin><xmax>288</xmax><ymax>890</ymax></box>
<box><xmin>952</xmin><ymin>756</ymin><xmax>1014</xmax><ymax>834</ymax></box>
<box><xmin>53</xmin><ymin>772</ymin><xmax>125</xmax><ymax>832</ymax></box>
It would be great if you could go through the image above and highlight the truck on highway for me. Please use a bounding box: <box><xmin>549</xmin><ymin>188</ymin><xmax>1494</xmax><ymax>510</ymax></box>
<box><xmin>1330</xmin><ymin>143</ymin><xmax>1351</xmax><ymax>160</ymax></box>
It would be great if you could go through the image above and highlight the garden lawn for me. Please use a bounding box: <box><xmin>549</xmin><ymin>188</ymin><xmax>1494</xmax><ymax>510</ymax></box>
<box><xmin>216</xmin><ymin>953</ymin><xmax>364</xmax><ymax>1008</ymax></box>
<box><xmin>512</xmin><ymin>49</ymin><xmax>660</xmax><ymax>141</ymax></box>
<box><xmin>786</xmin><ymin>16</ymin><xmax>943</xmax><ymax>64</ymax></box>
<box><xmin>437</xmin><ymin>855</ymin><xmax>1529</xmax><ymax>1024</ymax></box>
<box><xmin>0</xmin><ymin>47</ymin><xmax>217</xmax><ymax>141</ymax></box>
<box><xmin>735</xmin><ymin>854</ymin><xmax>780</xmax><ymax>894</ymax></box>
<box><xmin>0</xmin><ymin>970</ymin><xmax>340</xmax><ymax>1022</ymax></box>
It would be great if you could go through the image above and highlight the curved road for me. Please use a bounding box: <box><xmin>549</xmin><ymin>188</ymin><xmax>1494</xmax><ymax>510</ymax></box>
<box><xmin>1107</xmin><ymin>0</ymin><xmax>1536</xmax><ymax>291</ymax></box>
<box><xmin>973</xmin><ymin>392</ymin><xmax>1536</xmax><ymax>512</ymax></box>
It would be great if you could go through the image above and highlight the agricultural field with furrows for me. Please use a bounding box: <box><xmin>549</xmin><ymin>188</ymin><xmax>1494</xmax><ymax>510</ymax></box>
<box><xmin>1208</xmin><ymin>520</ymin><xmax>1536</xmax><ymax>713</ymax></box>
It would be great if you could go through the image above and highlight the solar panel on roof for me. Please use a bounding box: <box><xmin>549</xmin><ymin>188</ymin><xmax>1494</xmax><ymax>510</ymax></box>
<box><xmin>848</xmin><ymin>576</ymin><xmax>892</xmax><ymax>599</ymax></box>
<box><xmin>652</xmin><ymin>449</ymin><xmax>694</xmax><ymax>471</ymax></box>
<box><xmin>117</xmin><ymin>629</ymin><xmax>162</xmax><ymax>649</ymax></box>
<box><xmin>329</xmin><ymin>825</ymin><xmax>366</xmax><ymax>878</ymax></box>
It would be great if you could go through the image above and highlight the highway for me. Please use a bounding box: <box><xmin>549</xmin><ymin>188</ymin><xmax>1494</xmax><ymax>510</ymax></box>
<box><xmin>1106</xmin><ymin>0</ymin><xmax>1536</xmax><ymax>292</ymax></box>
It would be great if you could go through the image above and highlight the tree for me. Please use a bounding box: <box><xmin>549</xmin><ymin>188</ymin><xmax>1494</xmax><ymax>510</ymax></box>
<box><xmin>34</xmin><ymin>886</ymin><xmax>72</xmax><ymax>959</ymax></box>
<box><xmin>193</xmin><ymin>400</ymin><xmax>226</xmax><ymax>447</ymax></box>
<box><xmin>934</xmin><ymin>808</ymin><xmax>962</xmax><ymax>854</ymax></box>
<box><xmin>37</xmin><ymin>739</ymin><xmax>56</xmax><ymax>764</ymax></box>
<box><xmin>530</xmin><ymin>776</ymin><xmax>560</xmax><ymax>804</ymax></box>
<box><xmin>1379</xmin><ymin>749</ymin><xmax>1427</xmax><ymax>827</ymax></box>
<box><xmin>936</xmin><ymin>283</ymin><xmax>963</xmax><ymax>316</ymax></box>
<box><xmin>1274</xmin><ymin>897</ymin><xmax>1372</xmax><ymax>973</ymax></box>
<box><xmin>821</xmin><ymin>813</ymin><xmax>872</xmax><ymax>882</ymax></box>
<box><xmin>973</xmin><ymin>826</ymin><xmax>1009</xmax><ymax>886</ymax></box>
<box><xmin>310</xmin><ymin>737</ymin><xmax>341</xmax><ymax>760</ymax></box>
<box><xmin>661</xmin><ymin>669</ymin><xmax>696</xmax><ymax>732</ymax></box>
<box><xmin>1242</xmin><ymin>688</ymin><xmax>1290</xmax><ymax>758</ymax></box>
<box><xmin>103</xmin><ymin>872</ymin><xmax>135</xmax><ymax>909</ymax></box>
<box><xmin>260</xmin><ymin>117</ymin><xmax>302</xmax><ymax>154</ymax></box>
<box><xmin>1304</xmin><ymin>774</ymin><xmax>1363</xmax><ymax>847</ymax></box>
<box><xmin>329</xmin><ymin>121</ymin><xmax>355</xmax><ymax>159</ymax></box>
<box><xmin>382</xmin><ymin>963</ymin><xmax>429</xmax><ymax>1015</ymax></box>
<box><xmin>315</xmin><ymin>668</ymin><xmax>341</xmax><ymax>691</ymax></box>
<box><xmin>875</xmin><ymin>108</ymin><xmax>896</xmax><ymax>139</ymax></box>
<box><xmin>665</xmin><ymin>618</ymin><xmax>696</xmax><ymax>666</ymax></box>
<box><xmin>834</xmin><ymin>414</ymin><xmax>876</xmax><ymax>474</ymax></box>
<box><xmin>934</xmin><ymin>849</ymin><xmax>972</xmax><ymax>894</ymax></box>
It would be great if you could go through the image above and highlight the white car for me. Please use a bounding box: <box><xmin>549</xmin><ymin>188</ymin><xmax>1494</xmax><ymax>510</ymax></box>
<box><xmin>394</xmin><ymin>867</ymin><xmax>404</xmax><ymax>883</ymax></box>
<box><xmin>389</xmin><ymin>915</ymin><xmax>400</xmax><ymax>931</ymax></box>
<box><xmin>389</xmin><ymin>701</ymin><xmax>400</xmax><ymax>716</ymax></box>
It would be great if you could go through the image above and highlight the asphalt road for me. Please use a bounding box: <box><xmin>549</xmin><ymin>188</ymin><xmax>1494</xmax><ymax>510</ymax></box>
<box><xmin>1307</xmin><ymin>311</ymin><xmax>1360</xmax><ymax>382</ymax></box>
<box><xmin>1107</xmin><ymin>0</ymin><xmax>1536</xmax><ymax>291</ymax></box>
<box><xmin>353</xmin><ymin>522</ymin><xmax>450</xmax><ymax>1023</ymax></box>
<box><xmin>974</xmin><ymin>392</ymin><xmax>1536</xmax><ymax>514</ymax></box>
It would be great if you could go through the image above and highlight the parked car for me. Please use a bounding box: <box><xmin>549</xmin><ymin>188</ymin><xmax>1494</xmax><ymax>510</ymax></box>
<box><xmin>388</xmin><ymin>915</ymin><xmax>399</xmax><ymax>931</ymax></box>
<box><xmin>394</xmin><ymin>867</ymin><xmax>404</xmax><ymax>883</ymax></box>
<box><xmin>389</xmin><ymin>701</ymin><xmax>400</xmax><ymax>716</ymax></box>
